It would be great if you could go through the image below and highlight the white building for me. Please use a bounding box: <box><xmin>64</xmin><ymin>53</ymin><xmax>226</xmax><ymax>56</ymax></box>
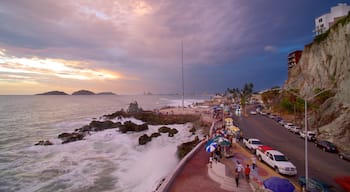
<box><xmin>315</xmin><ymin>3</ymin><xmax>350</xmax><ymax>36</ymax></box>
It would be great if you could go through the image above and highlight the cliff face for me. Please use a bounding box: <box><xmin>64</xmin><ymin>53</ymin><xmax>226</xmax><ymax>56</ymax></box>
<box><xmin>284</xmin><ymin>17</ymin><xmax>350</xmax><ymax>152</ymax></box>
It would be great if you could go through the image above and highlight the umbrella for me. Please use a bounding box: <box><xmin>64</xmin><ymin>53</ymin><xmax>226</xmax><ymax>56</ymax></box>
<box><xmin>205</xmin><ymin>142</ymin><xmax>217</xmax><ymax>152</ymax></box>
<box><xmin>213</xmin><ymin>136</ymin><xmax>231</xmax><ymax>146</ymax></box>
<box><xmin>263</xmin><ymin>177</ymin><xmax>295</xmax><ymax>192</ymax></box>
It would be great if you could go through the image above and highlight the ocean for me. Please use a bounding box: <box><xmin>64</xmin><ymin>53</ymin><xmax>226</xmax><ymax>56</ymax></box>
<box><xmin>0</xmin><ymin>95</ymin><xmax>207</xmax><ymax>192</ymax></box>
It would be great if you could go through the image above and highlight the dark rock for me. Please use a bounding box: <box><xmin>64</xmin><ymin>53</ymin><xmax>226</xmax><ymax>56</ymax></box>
<box><xmin>135</xmin><ymin>123</ymin><xmax>148</xmax><ymax>132</ymax></box>
<box><xmin>119</xmin><ymin>121</ymin><xmax>148</xmax><ymax>133</ymax></box>
<box><xmin>139</xmin><ymin>134</ymin><xmax>152</xmax><ymax>145</ymax></box>
<box><xmin>189</xmin><ymin>127</ymin><xmax>196</xmax><ymax>133</ymax></box>
<box><xmin>168</xmin><ymin>132</ymin><xmax>174</xmax><ymax>137</ymax></box>
<box><xmin>75</xmin><ymin>125</ymin><xmax>92</xmax><ymax>132</ymax></box>
<box><xmin>35</xmin><ymin>140</ymin><xmax>53</xmax><ymax>146</ymax></box>
<box><xmin>170</xmin><ymin>128</ymin><xmax>178</xmax><ymax>135</ymax></box>
<box><xmin>58</xmin><ymin>132</ymin><xmax>85</xmax><ymax>144</ymax></box>
<box><xmin>151</xmin><ymin>132</ymin><xmax>161</xmax><ymax>138</ymax></box>
<box><xmin>58</xmin><ymin>132</ymin><xmax>71</xmax><ymax>139</ymax></box>
<box><xmin>177</xmin><ymin>136</ymin><xmax>201</xmax><ymax>159</ymax></box>
<box><xmin>158</xmin><ymin>126</ymin><xmax>171</xmax><ymax>133</ymax></box>
<box><xmin>89</xmin><ymin>120</ymin><xmax>120</xmax><ymax>131</ymax></box>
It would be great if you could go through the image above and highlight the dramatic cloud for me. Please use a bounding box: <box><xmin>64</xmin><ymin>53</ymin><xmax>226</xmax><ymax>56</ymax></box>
<box><xmin>0</xmin><ymin>0</ymin><xmax>344</xmax><ymax>94</ymax></box>
<box><xmin>264</xmin><ymin>45</ymin><xmax>278</xmax><ymax>53</ymax></box>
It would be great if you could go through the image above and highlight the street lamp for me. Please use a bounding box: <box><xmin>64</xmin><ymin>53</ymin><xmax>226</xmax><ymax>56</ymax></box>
<box><xmin>287</xmin><ymin>88</ymin><xmax>335</xmax><ymax>191</ymax></box>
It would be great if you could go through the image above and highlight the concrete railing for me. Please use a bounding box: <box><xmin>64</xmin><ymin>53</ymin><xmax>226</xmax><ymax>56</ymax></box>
<box><xmin>155</xmin><ymin>121</ymin><xmax>215</xmax><ymax>192</ymax></box>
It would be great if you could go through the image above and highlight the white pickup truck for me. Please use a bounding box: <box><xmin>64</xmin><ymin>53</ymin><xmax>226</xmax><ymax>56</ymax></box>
<box><xmin>256</xmin><ymin>146</ymin><xmax>297</xmax><ymax>176</ymax></box>
<box><xmin>243</xmin><ymin>138</ymin><xmax>263</xmax><ymax>152</ymax></box>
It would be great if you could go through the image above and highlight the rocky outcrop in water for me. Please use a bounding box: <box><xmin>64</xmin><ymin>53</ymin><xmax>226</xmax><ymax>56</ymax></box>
<box><xmin>58</xmin><ymin>132</ymin><xmax>85</xmax><ymax>144</ymax></box>
<box><xmin>284</xmin><ymin>14</ymin><xmax>350</xmax><ymax>152</ymax></box>
<box><xmin>35</xmin><ymin>140</ymin><xmax>53</xmax><ymax>145</ymax></box>
<box><xmin>118</xmin><ymin>121</ymin><xmax>148</xmax><ymax>133</ymax></box>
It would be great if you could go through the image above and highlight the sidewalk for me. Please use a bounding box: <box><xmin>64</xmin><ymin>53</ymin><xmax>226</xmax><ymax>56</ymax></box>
<box><xmin>168</xmin><ymin>142</ymin><xmax>229</xmax><ymax>192</ymax></box>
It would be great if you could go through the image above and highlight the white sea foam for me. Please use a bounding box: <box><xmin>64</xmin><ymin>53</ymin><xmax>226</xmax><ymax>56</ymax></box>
<box><xmin>9</xmin><ymin>120</ymin><xmax>198</xmax><ymax>192</ymax></box>
<box><xmin>0</xmin><ymin>95</ymin><xmax>207</xmax><ymax>192</ymax></box>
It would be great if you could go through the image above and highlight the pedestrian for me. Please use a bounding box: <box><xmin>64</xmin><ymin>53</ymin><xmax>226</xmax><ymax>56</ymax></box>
<box><xmin>236</xmin><ymin>161</ymin><xmax>244</xmax><ymax>178</ymax></box>
<box><xmin>245</xmin><ymin>164</ymin><xmax>251</xmax><ymax>183</ymax></box>
<box><xmin>251</xmin><ymin>156</ymin><xmax>257</xmax><ymax>170</ymax></box>
<box><xmin>234</xmin><ymin>168</ymin><xmax>239</xmax><ymax>187</ymax></box>
<box><xmin>209</xmin><ymin>156</ymin><xmax>213</xmax><ymax>168</ymax></box>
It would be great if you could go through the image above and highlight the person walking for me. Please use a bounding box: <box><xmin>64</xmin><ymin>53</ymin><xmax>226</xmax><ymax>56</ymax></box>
<box><xmin>251</xmin><ymin>156</ymin><xmax>257</xmax><ymax>170</ymax></box>
<box><xmin>236</xmin><ymin>161</ymin><xmax>244</xmax><ymax>178</ymax></box>
<box><xmin>234</xmin><ymin>168</ymin><xmax>239</xmax><ymax>187</ymax></box>
<box><xmin>245</xmin><ymin>164</ymin><xmax>251</xmax><ymax>183</ymax></box>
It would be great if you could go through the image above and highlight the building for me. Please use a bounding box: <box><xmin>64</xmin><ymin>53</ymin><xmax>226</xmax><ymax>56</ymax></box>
<box><xmin>288</xmin><ymin>50</ymin><xmax>302</xmax><ymax>69</ymax></box>
<box><xmin>315</xmin><ymin>3</ymin><xmax>350</xmax><ymax>36</ymax></box>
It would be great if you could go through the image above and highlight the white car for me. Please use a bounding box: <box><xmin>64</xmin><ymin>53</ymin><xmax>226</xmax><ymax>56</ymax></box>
<box><xmin>299</xmin><ymin>131</ymin><xmax>316</xmax><ymax>141</ymax></box>
<box><xmin>284</xmin><ymin>123</ymin><xmax>295</xmax><ymax>130</ymax></box>
<box><xmin>249</xmin><ymin>111</ymin><xmax>257</xmax><ymax>115</ymax></box>
<box><xmin>256</xmin><ymin>149</ymin><xmax>297</xmax><ymax>176</ymax></box>
<box><xmin>290</xmin><ymin>126</ymin><xmax>301</xmax><ymax>134</ymax></box>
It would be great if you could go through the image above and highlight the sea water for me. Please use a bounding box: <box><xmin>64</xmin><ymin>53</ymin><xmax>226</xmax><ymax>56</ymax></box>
<box><xmin>0</xmin><ymin>95</ymin><xmax>207</xmax><ymax>192</ymax></box>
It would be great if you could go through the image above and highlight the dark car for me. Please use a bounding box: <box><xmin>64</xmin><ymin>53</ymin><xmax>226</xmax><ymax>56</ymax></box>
<box><xmin>339</xmin><ymin>152</ymin><xmax>350</xmax><ymax>161</ymax></box>
<box><xmin>315</xmin><ymin>140</ymin><xmax>338</xmax><ymax>153</ymax></box>
<box><xmin>298</xmin><ymin>176</ymin><xmax>336</xmax><ymax>192</ymax></box>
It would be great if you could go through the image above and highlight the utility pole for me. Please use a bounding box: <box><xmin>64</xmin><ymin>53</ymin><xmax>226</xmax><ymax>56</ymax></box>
<box><xmin>181</xmin><ymin>40</ymin><xmax>184</xmax><ymax>110</ymax></box>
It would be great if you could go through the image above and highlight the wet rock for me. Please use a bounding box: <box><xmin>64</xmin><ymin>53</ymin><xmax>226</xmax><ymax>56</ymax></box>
<box><xmin>151</xmin><ymin>132</ymin><xmax>161</xmax><ymax>138</ymax></box>
<box><xmin>139</xmin><ymin>134</ymin><xmax>152</xmax><ymax>145</ymax></box>
<box><xmin>170</xmin><ymin>128</ymin><xmax>178</xmax><ymax>135</ymax></box>
<box><xmin>58</xmin><ymin>132</ymin><xmax>85</xmax><ymax>144</ymax></box>
<box><xmin>89</xmin><ymin>120</ymin><xmax>120</xmax><ymax>131</ymax></box>
<box><xmin>35</xmin><ymin>140</ymin><xmax>53</xmax><ymax>146</ymax></box>
<box><xmin>158</xmin><ymin>126</ymin><xmax>171</xmax><ymax>133</ymax></box>
<box><xmin>119</xmin><ymin>121</ymin><xmax>148</xmax><ymax>133</ymax></box>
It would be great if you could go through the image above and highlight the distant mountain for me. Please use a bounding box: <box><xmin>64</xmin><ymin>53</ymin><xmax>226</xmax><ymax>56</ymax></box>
<box><xmin>36</xmin><ymin>91</ymin><xmax>68</xmax><ymax>95</ymax></box>
<box><xmin>97</xmin><ymin>92</ymin><xmax>116</xmax><ymax>95</ymax></box>
<box><xmin>72</xmin><ymin>90</ymin><xmax>95</xmax><ymax>95</ymax></box>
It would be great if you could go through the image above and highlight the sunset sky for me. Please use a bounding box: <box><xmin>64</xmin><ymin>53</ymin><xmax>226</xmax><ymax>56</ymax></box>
<box><xmin>0</xmin><ymin>0</ymin><xmax>346</xmax><ymax>95</ymax></box>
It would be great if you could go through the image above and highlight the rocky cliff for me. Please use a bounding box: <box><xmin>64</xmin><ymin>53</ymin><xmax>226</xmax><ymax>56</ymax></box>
<box><xmin>284</xmin><ymin>14</ymin><xmax>350</xmax><ymax>152</ymax></box>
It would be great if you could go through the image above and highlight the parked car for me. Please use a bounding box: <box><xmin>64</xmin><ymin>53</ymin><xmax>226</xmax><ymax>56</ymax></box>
<box><xmin>274</xmin><ymin>116</ymin><xmax>282</xmax><ymax>122</ymax></box>
<box><xmin>278</xmin><ymin>120</ymin><xmax>286</xmax><ymax>126</ymax></box>
<box><xmin>290</xmin><ymin>126</ymin><xmax>301</xmax><ymax>134</ymax></box>
<box><xmin>260</xmin><ymin>111</ymin><xmax>267</xmax><ymax>116</ymax></box>
<box><xmin>299</xmin><ymin>131</ymin><xmax>316</xmax><ymax>141</ymax></box>
<box><xmin>249</xmin><ymin>110</ymin><xmax>257</xmax><ymax>115</ymax></box>
<box><xmin>256</xmin><ymin>146</ymin><xmax>297</xmax><ymax>176</ymax></box>
<box><xmin>315</xmin><ymin>140</ymin><xmax>338</xmax><ymax>153</ymax></box>
<box><xmin>339</xmin><ymin>152</ymin><xmax>350</xmax><ymax>161</ymax></box>
<box><xmin>284</xmin><ymin>123</ymin><xmax>295</xmax><ymax>130</ymax></box>
<box><xmin>298</xmin><ymin>176</ymin><xmax>336</xmax><ymax>192</ymax></box>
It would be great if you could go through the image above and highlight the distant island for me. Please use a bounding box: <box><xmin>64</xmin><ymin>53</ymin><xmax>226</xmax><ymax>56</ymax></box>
<box><xmin>36</xmin><ymin>90</ymin><xmax>117</xmax><ymax>95</ymax></box>
<box><xmin>72</xmin><ymin>90</ymin><xmax>95</xmax><ymax>95</ymax></box>
<box><xmin>36</xmin><ymin>91</ymin><xmax>68</xmax><ymax>95</ymax></box>
<box><xmin>97</xmin><ymin>92</ymin><xmax>116</xmax><ymax>95</ymax></box>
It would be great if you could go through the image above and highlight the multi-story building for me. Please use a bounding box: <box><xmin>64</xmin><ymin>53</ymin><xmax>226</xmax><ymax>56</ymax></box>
<box><xmin>288</xmin><ymin>50</ymin><xmax>302</xmax><ymax>69</ymax></box>
<box><xmin>315</xmin><ymin>3</ymin><xmax>350</xmax><ymax>36</ymax></box>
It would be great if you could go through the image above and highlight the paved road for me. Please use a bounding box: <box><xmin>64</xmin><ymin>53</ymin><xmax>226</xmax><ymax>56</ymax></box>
<box><xmin>232</xmin><ymin>111</ymin><xmax>350</xmax><ymax>191</ymax></box>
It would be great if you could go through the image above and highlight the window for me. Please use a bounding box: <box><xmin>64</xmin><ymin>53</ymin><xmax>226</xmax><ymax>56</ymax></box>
<box><xmin>319</xmin><ymin>18</ymin><xmax>322</xmax><ymax>23</ymax></box>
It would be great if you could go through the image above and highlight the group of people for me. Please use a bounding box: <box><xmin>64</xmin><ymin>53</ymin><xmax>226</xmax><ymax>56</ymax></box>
<box><xmin>234</xmin><ymin>161</ymin><xmax>251</xmax><ymax>187</ymax></box>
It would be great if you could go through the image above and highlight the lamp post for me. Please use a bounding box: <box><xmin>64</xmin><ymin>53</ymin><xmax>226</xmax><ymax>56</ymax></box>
<box><xmin>287</xmin><ymin>88</ymin><xmax>334</xmax><ymax>191</ymax></box>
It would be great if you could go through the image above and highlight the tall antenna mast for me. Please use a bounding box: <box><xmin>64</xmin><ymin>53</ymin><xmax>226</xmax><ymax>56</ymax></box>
<box><xmin>181</xmin><ymin>40</ymin><xmax>184</xmax><ymax>110</ymax></box>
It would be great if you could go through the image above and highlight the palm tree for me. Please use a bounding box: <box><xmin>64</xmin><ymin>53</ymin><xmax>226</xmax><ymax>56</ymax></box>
<box><xmin>227</xmin><ymin>83</ymin><xmax>254</xmax><ymax>115</ymax></box>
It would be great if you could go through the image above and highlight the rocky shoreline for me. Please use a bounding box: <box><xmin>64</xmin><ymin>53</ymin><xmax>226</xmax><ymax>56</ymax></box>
<box><xmin>35</xmin><ymin>101</ymin><xmax>211</xmax><ymax>158</ymax></box>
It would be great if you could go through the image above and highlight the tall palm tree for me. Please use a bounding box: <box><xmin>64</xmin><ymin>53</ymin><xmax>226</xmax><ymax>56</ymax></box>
<box><xmin>228</xmin><ymin>83</ymin><xmax>254</xmax><ymax>115</ymax></box>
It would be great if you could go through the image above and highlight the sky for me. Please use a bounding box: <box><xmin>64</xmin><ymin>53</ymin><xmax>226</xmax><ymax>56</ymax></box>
<box><xmin>0</xmin><ymin>0</ymin><xmax>348</xmax><ymax>95</ymax></box>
